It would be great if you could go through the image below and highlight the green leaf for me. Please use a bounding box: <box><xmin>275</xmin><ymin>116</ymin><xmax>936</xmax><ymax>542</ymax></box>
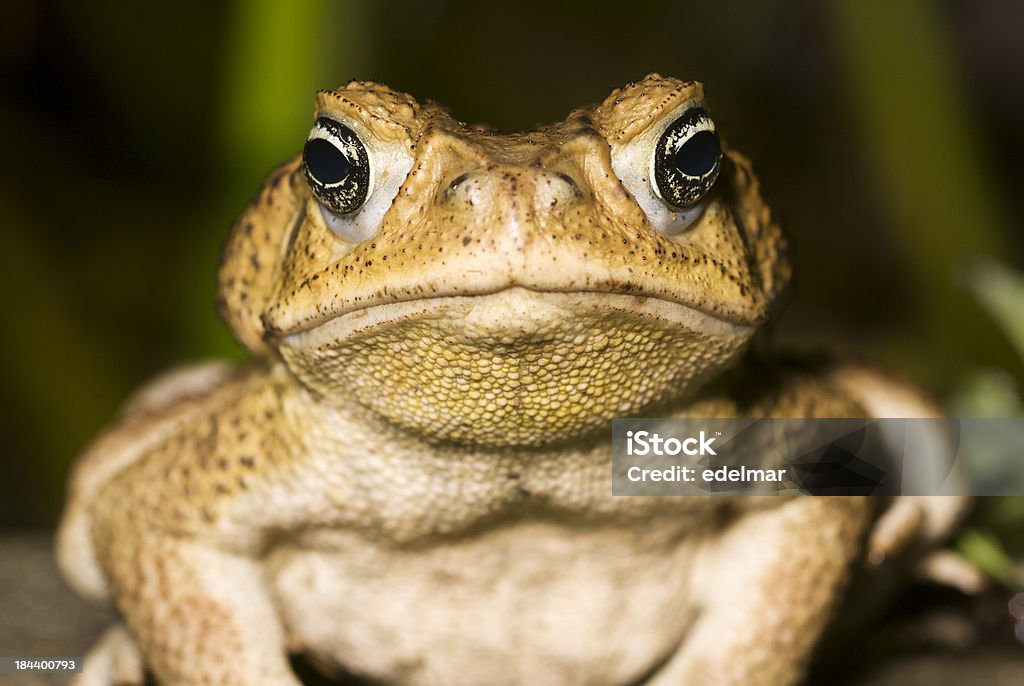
<box><xmin>965</xmin><ymin>258</ymin><xmax>1024</xmax><ymax>361</ymax></box>
<box><xmin>957</xmin><ymin>528</ymin><xmax>1022</xmax><ymax>589</ymax></box>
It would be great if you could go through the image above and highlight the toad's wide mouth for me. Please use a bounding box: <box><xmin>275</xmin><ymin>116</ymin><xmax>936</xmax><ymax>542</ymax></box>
<box><xmin>280</xmin><ymin>287</ymin><xmax>755</xmax><ymax>350</ymax></box>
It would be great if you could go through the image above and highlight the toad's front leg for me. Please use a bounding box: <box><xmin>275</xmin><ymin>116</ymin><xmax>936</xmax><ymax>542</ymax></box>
<box><xmin>74</xmin><ymin>374</ymin><xmax>324</xmax><ymax>686</ymax></box>
<box><xmin>647</xmin><ymin>497</ymin><xmax>872</xmax><ymax>686</ymax></box>
<box><xmin>91</xmin><ymin>523</ymin><xmax>301</xmax><ymax>686</ymax></box>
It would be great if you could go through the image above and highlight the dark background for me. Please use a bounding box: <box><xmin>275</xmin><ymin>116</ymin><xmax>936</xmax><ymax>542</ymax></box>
<box><xmin>1</xmin><ymin>0</ymin><xmax>1022</xmax><ymax>576</ymax></box>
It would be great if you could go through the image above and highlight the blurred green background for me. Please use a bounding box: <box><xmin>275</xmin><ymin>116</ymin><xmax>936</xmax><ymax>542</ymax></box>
<box><xmin>1</xmin><ymin>0</ymin><xmax>1022</xmax><ymax>546</ymax></box>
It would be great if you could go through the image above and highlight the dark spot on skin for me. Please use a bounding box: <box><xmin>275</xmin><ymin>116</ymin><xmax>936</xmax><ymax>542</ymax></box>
<box><xmin>217</xmin><ymin>458</ymin><xmax>229</xmax><ymax>470</ymax></box>
<box><xmin>462</xmin><ymin>236</ymin><xmax>472</xmax><ymax>246</ymax></box>
<box><xmin>507</xmin><ymin>472</ymin><xmax>520</xmax><ymax>480</ymax></box>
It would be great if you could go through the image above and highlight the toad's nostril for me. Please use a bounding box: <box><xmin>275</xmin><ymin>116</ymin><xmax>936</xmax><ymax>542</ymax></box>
<box><xmin>536</xmin><ymin>170</ymin><xmax>582</xmax><ymax>208</ymax></box>
<box><xmin>447</xmin><ymin>173</ymin><xmax>471</xmax><ymax>192</ymax></box>
<box><xmin>554</xmin><ymin>172</ymin><xmax>579</xmax><ymax>192</ymax></box>
<box><xmin>441</xmin><ymin>171</ymin><xmax>490</xmax><ymax>209</ymax></box>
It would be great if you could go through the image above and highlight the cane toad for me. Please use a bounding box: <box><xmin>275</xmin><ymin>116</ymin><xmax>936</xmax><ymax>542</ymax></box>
<box><xmin>57</xmin><ymin>75</ymin><xmax>963</xmax><ymax>686</ymax></box>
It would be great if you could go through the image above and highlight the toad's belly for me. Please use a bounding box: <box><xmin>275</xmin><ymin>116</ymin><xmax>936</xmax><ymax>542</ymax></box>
<box><xmin>269</xmin><ymin>521</ymin><xmax>702</xmax><ymax>686</ymax></box>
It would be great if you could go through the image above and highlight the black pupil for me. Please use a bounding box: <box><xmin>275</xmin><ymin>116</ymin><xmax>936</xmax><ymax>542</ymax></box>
<box><xmin>674</xmin><ymin>130</ymin><xmax>720</xmax><ymax>177</ymax></box>
<box><xmin>304</xmin><ymin>138</ymin><xmax>351</xmax><ymax>185</ymax></box>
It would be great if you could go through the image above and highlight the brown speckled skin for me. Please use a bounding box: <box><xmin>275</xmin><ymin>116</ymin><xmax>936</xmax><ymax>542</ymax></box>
<box><xmin>57</xmin><ymin>75</ymin><xmax>952</xmax><ymax>686</ymax></box>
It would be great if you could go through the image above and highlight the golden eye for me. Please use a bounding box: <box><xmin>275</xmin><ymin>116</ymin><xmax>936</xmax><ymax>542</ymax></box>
<box><xmin>302</xmin><ymin>117</ymin><xmax>371</xmax><ymax>215</ymax></box>
<box><xmin>652</xmin><ymin>107</ymin><xmax>722</xmax><ymax>209</ymax></box>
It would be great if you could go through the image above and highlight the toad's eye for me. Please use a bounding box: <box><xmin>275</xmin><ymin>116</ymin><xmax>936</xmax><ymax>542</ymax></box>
<box><xmin>302</xmin><ymin>117</ymin><xmax>371</xmax><ymax>216</ymax></box>
<box><xmin>652</xmin><ymin>107</ymin><xmax>722</xmax><ymax>210</ymax></box>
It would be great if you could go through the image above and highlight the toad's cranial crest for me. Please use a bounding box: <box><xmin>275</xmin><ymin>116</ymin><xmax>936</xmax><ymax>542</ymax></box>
<box><xmin>57</xmin><ymin>75</ymin><xmax>965</xmax><ymax>686</ymax></box>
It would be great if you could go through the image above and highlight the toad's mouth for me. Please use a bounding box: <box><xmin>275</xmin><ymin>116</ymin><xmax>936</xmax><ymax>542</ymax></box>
<box><xmin>279</xmin><ymin>287</ymin><xmax>754</xmax><ymax>350</ymax></box>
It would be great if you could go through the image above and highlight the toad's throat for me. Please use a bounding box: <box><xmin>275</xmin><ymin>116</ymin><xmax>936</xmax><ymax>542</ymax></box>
<box><xmin>277</xmin><ymin>289</ymin><xmax>754</xmax><ymax>447</ymax></box>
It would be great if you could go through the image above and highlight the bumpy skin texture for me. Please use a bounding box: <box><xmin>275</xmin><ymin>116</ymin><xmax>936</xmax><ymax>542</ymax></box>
<box><xmin>57</xmin><ymin>75</ymin><xmax>956</xmax><ymax>686</ymax></box>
